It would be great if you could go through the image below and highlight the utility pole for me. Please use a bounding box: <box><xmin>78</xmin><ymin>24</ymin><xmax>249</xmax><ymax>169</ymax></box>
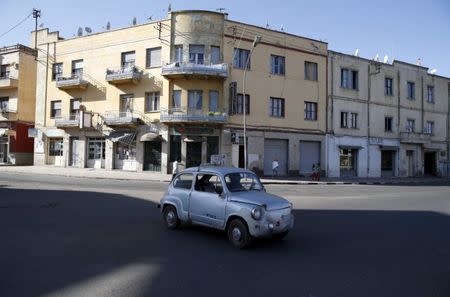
<box><xmin>32</xmin><ymin>8</ymin><xmax>41</xmax><ymax>60</ymax></box>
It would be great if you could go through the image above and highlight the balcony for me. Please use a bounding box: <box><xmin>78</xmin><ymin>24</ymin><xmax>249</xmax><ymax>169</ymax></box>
<box><xmin>0</xmin><ymin>108</ymin><xmax>17</xmax><ymax>121</ymax></box>
<box><xmin>400</xmin><ymin>131</ymin><xmax>431</xmax><ymax>144</ymax></box>
<box><xmin>55</xmin><ymin>114</ymin><xmax>80</xmax><ymax>128</ymax></box>
<box><xmin>105</xmin><ymin>66</ymin><xmax>142</xmax><ymax>85</ymax></box>
<box><xmin>160</xmin><ymin>107</ymin><xmax>228</xmax><ymax>124</ymax></box>
<box><xmin>56</xmin><ymin>74</ymin><xmax>89</xmax><ymax>90</ymax></box>
<box><xmin>0</xmin><ymin>74</ymin><xmax>18</xmax><ymax>89</ymax></box>
<box><xmin>161</xmin><ymin>62</ymin><xmax>228</xmax><ymax>79</ymax></box>
<box><xmin>103</xmin><ymin>110</ymin><xmax>144</xmax><ymax>127</ymax></box>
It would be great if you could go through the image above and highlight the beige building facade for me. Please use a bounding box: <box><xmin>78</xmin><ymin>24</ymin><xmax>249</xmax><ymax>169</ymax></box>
<box><xmin>33</xmin><ymin>10</ymin><xmax>328</xmax><ymax>175</ymax></box>
<box><xmin>327</xmin><ymin>50</ymin><xmax>449</xmax><ymax>177</ymax></box>
<box><xmin>0</xmin><ymin>44</ymin><xmax>36</xmax><ymax>165</ymax></box>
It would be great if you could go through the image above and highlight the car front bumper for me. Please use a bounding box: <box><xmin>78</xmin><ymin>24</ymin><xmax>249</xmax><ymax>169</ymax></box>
<box><xmin>248</xmin><ymin>213</ymin><xmax>294</xmax><ymax>238</ymax></box>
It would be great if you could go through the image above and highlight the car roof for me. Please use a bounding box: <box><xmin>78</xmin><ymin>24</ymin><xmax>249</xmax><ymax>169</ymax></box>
<box><xmin>181</xmin><ymin>166</ymin><xmax>255</xmax><ymax>176</ymax></box>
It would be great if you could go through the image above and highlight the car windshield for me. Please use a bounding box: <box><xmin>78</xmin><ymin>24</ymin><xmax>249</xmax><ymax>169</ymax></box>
<box><xmin>224</xmin><ymin>172</ymin><xmax>263</xmax><ymax>192</ymax></box>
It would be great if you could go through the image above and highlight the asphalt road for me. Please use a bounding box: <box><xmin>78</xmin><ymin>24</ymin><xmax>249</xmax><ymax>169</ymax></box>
<box><xmin>0</xmin><ymin>172</ymin><xmax>449</xmax><ymax>297</ymax></box>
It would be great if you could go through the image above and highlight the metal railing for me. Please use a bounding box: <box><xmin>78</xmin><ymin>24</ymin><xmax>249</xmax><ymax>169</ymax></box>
<box><xmin>161</xmin><ymin>61</ymin><xmax>228</xmax><ymax>78</ymax></box>
<box><xmin>400</xmin><ymin>131</ymin><xmax>431</xmax><ymax>143</ymax></box>
<box><xmin>103</xmin><ymin>110</ymin><xmax>143</xmax><ymax>125</ymax></box>
<box><xmin>105</xmin><ymin>66</ymin><xmax>142</xmax><ymax>82</ymax></box>
<box><xmin>160</xmin><ymin>106</ymin><xmax>228</xmax><ymax>123</ymax></box>
<box><xmin>56</xmin><ymin>74</ymin><xmax>88</xmax><ymax>88</ymax></box>
<box><xmin>54</xmin><ymin>113</ymin><xmax>80</xmax><ymax>127</ymax></box>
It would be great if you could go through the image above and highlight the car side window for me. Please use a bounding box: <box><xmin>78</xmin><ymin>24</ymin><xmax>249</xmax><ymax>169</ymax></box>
<box><xmin>195</xmin><ymin>174</ymin><xmax>224</xmax><ymax>195</ymax></box>
<box><xmin>173</xmin><ymin>173</ymin><xmax>193</xmax><ymax>190</ymax></box>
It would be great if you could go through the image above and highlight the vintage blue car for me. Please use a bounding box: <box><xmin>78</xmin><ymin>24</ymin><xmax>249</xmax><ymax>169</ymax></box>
<box><xmin>159</xmin><ymin>166</ymin><xmax>294</xmax><ymax>249</ymax></box>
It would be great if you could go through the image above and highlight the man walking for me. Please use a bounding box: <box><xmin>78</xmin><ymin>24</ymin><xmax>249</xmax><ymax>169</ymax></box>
<box><xmin>272</xmin><ymin>159</ymin><xmax>279</xmax><ymax>178</ymax></box>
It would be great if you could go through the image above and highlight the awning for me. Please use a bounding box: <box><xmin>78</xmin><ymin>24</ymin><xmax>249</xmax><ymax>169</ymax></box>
<box><xmin>380</xmin><ymin>145</ymin><xmax>399</xmax><ymax>150</ymax></box>
<box><xmin>338</xmin><ymin>145</ymin><xmax>363</xmax><ymax>150</ymax></box>
<box><xmin>108</xmin><ymin>131</ymin><xmax>136</xmax><ymax>144</ymax></box>
<box><xmin>0</xmin><ymin>129</ymin><xmax>7</xmax><ymax>137</ymax></box>
<box><xmin>140</xmin><ymin>132</ymin><xmax>161</xmax><ymax>142</ymax></box>
<box><xmin>44</xmin><ymin>128</ymin><xmax>65</xmax><ymax>137</ymax></box>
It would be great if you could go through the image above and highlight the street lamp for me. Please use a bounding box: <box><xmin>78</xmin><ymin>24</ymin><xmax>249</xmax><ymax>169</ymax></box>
<box><xmin>243</xmin><ymin>35</ymin><xmax>261</xmax><ymax>170</ymax></box>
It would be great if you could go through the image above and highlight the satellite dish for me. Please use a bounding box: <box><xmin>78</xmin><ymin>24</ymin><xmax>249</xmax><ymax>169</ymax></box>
<box><xmin>354</xmin><ymin>49</ymin><xmax>359</xmax><ymax>56</ymax></box>
<box><xmin>39</xmin><ymin>23</ymin><xmax>44</xmax><ymax>28</ymax></box>
<box><xmin>132</xmin><ymin>17</ymin><xmax>137</xmax><ymax>25</ymax></box>
<box><xmin>383</xmin><ymin>55</ymin><xmax>389</xmax><ymax>63</ymax></box>
<box><xmin>168</xmin><ymin>3</ymin><xmax>172</xmax><ymax>12</ymax></box>
<box><xmin>416</xmin><ymin>58</ymin><xmax>422</xmax><ymax>66</ymax></box>
<box><xmin>85</xmin><ymin>27</ymin><xmax>92</xmax><ymax>34</ymax></box>
<box><xmin>106</xmin><ymin>21</ymin><xmax>111</xmax><ymax>30</ymax></box>
<box><xmin>280</xmin><ymin>24</ymin><xmax>284</xmax><ymax>31</ymax></box>
<box><xmin>429</xmin><ymin>69</ymin><xmax>437</xmax><ymax>74</ymax></box>
<box><xmin>77</xmin><ymin>27</ymin><xmax>83</xmax><ymax>36</ymax></box>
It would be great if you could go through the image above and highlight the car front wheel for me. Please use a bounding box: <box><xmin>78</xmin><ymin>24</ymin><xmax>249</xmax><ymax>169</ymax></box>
<box><xmin>163</xmin><ymin>205</ymin><xmax>180</xmax><ymax>230</ymax></box>
<box><xmin>227</xmin><ymin>219</ymin><xmax>252</xmax><ymax>249</ymax></box>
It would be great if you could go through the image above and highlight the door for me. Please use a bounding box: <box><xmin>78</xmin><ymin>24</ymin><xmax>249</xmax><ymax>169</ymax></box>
<box><xmin>238</xmin><ymin>145</ymin><xmax>245</xmax><ymax>168</ymax></box>
<box><xmin>189</xmin><ymin>173</ymin><xmax>226</xmax><ymax>228</ymax></box>
<box><xmin>381</xmin><ymin>150</ymin><xmax>395</xmax><ymax>177</ymax></box>
<box><xmin>69</xmin><ymin>137</ymin><xmax>79</xmax><ymax>167</ymax></box>
<box><xmin>0</xmin><ymin>142</ymin><xmax>7</xmax><ymax>163</ymax></box>
<box><xmin>48</xmin><ymin>138</ymin><xmax>63</xmax><ymax>166</ymax></box>
<box><xmin>299</xmin><ymin>141</ymin><xmax>320</xmax><ymax>175</ymax></box>
<box><xmin>264</xmin><ymin>139</ymin><xmax>288</xmax><ymax>176</ymax></box>
<box><xmin>186</xmin><ymin>141</ymin><xmax>202</xmax><ymax>168</ymax></box>
<box><xmin>406</xmin><ymin>150</ymin><xmax>414</xmax><ymax>177</ymax></box>
<box><xmin>424</xmin><ymin>152</ymin><xmax>436</xmax><ymax>176</ymax></box>
<box><xmin>144</xmin><ymin>141</ymin><xmax>162</xmax><ymax>171</ymax></box>
<box><xmin>340</xmin><ymin>148</ymin><xmax>358</xmax><ymax>177</ymax></box>
<box><xmin>87</xmin><ymin>137</ymin><xmax>105</xmax><ymax>168</ymax></box>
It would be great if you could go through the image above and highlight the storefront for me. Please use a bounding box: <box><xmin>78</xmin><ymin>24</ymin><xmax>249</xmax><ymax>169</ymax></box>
<box><xmin>340</xmin><ymin>147</ymin><xmax>358</xmax><ymax>177</ymax></box>
<box><xmin>87</xmin><ymin>137</ymin><xmax>105</xmax><ymax>169</ymax></box>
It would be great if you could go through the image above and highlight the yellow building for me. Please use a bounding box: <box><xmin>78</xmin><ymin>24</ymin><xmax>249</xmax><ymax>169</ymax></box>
<box><xmin>33</xmin><ymin>10</ymin><xmax>327</xmax><ymax>175</ymax></box>
<box><xmin>0</xmin><ymin>44</ymin><xmax>36</xmax><ymax>165</ymax></box>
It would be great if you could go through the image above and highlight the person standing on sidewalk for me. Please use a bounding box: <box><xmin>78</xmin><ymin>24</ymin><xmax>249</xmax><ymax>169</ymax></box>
<box><xmin>172</xmin><ymin>159</ymin><xmax>180</xmax><ymax>181</ymax></box>
<box><xmin>272</xmin><ymin>159</ymin><xmax>279</xmax><ymax>178</ymax></box>
<box><xmin>314</xmin><ymin>163</ymin><xmax>321</xmax><ymax>181</ymax></box>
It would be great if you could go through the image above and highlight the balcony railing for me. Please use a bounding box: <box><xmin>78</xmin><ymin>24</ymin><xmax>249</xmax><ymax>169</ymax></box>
<box><xmin>55</xmin><ymin>114</ymin><xmax>80</xmax><ymax>128</ymax></box>
<box><xmin>56</xmin><ymin>74</ymin><xmax>89</xmax><ymax>90</ymax></box>
<box><xmin>0</xmin><ymin>107</ymin><xmax>17</xmax><ymax>121</ymax></box>
<box><xmin>161</xmin><ymin>62</ymin><xmax>228</xmax><ymax>79</ymax></box>
<box><xmin>103</xmin><ymin>110</ymin><xmax>143</xmax><ymax>126</ymax></box>
<box><xmin>0</xmin><ymin>74</ymin><xmax>19</xmax><ymax>89</ymax></box>
<box><xmin>105</xmin><ymin>66</ymin><xmax>142</xmax><ymax>84</ymax></box>
<box><xmin>400</xmin><ymin>131</ymin><xmax>431</xmax><ymax>144</ymax></box>
<box><xmin>160</xmin><ymin>107</ymin><xmax>228</xmax><ymax>123</ymax></box>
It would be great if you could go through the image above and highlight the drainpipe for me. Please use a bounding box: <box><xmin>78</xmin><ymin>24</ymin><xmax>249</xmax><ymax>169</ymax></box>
<box><xmin>327</xmin><ymin>54</ymin><xmax>334</xmax><ymax>177</ymax></box>
<box><xmin>397</xmin><ymin>69</ymin><xmax>401</xmax><ymax>176</ymax></box>
<box><xmin>367</xmin><ymin>64</ymin><xmax>371</xmax><ymax>177</ymax></box>
<box><xmin>421</xmin><ymin>75</ymin><xmax>425</xmax><ymax>176</ymax></box>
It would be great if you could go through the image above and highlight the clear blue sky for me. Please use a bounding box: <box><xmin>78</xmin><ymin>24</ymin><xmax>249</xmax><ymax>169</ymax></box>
<box><xmin>1</xmin><ymin>0</ymin><xmax>449</xmax><ymax>77</ymax></box>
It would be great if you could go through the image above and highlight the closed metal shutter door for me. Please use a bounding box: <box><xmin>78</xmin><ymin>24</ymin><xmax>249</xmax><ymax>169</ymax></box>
<box><xmin>299</xmin><ymin>141</ymin><xmax>320</xmax><ymax>175</ymax></box>
<box><xmin>264</xmin><ymin>139</ymin><xmax>288</xmax><ymax>176</ymax></box>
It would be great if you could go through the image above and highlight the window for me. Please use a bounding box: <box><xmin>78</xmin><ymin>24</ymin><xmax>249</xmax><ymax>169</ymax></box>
<box><xmin>71</xmin><ymin>60</ymin><xmax>83</xmax><ymax>77</ymax></box>
<box><xmin>0</xmin><ymin>97</ymin><xmax>8</xmax><ymax>111</ymax></box>
<box><xmin>341</xmin><ymin>68</ymin><xmax>358</xmax><ymax>90</ymax></box>
<box><xmin>52</xmin><ymin>63</ymin><xmax>63</xmax><ymax>80</ymax></box>
<box><xmin>189</xmin><ymin>45</ymin><xmax>204</xmax><ymax>64</ymax></box>
<box><xmin>70</xmin><ymin>98</ymin><xmax>81</xmax><ymax>119</ymax></box>
<box><xmin>341</xmin><ymin>112</ymin><xmax>348</xmax><ymax>128</ymax></box>
<box><xmin>173</xmin><ymin>173</ymin><xmax>193</xmax><ymax>190</ymax></box>
<box><xmin>121</xmin><ymin>51</ymin><xmax>135</xmax><ymax>69</ymax></box>
<box><xmin>188</xmin><ymin>90</ymin><xmax>203</xmax><ymax>110</ymax></box>
<box><xmin>88</xmin><ymin>137</ymin><xmax>105</xmax><ymax>159</ymax></box>
<box><xmin>385</xmin><ymin>77</ymin><xmax>393</xmax><ymax>96</ymax></box>
<box><xmin>233</xmin><ymin>48</ymin><xmax>250</xmax><ymax>69</ymax></box>
<box><xmin>146</xmin><ymin>47</ymin><xmax>161</xmax><ymax>68</ymax></box>
<box><xmin>145</xmin><ymin>92</ymin><xmax>160</xmax><ymax>112</ymax></box>
<box><xmin>425</xmin><ymin>121</ymin><xmax>434</xmax><ymax>135</ymax></box>
<box><xmin>427</xmin><ymin>85</ymin><xmax>434</xmax><ymax>103</ymax></box>
<box><xmin>270</xmin><ymin>55</ymin><xmax>285</xmax><ymax>75</ymax></box>
<box><xmin>406</xmin><ymin>119</ymin><xmax>415</xmax><ymax>133</ymax></box>
<box><xmin>385</xmin><ymin>117</ymin><xmax>393</xmax><ymax>132</ymax></box>
<box><xmin>116</xmin><ymin>141</ymin><xmax>137</xmax><ymax>160</ymax></box>
<box><xmin>1</xmin><ymin>64</ymin><xmax>11</xmax><ymax>78</ymax></box>
<box><xmin>172</xmin><ymin>90</ymin><xmax>181</xmax><ymax>108</ymax></box>
<box><xmin>304</xmin><ymin>61</ymin><xmax>318</xmax><ymax>81</ymax></box>
<box><xmin>269</xmin><ymin>97</ymin><xmax>285</xmax><ymax>117</ymax></box>
<box><xmin>304</xmin><ymin>101</ymin><xmax>317</xmax><ymax>120</ymax></box>
<box><xmin>407</xmin><ymin>82</ymin><xmax>415</xmax><ymax>99</ymax></box>
<box><xmin>50</xmin><ymin>100</ymin><xmax>61</xmax><ymax>118</ymax></box>
<box><xmin>49</xmin><ymin>138</ymin><xmax>63</xmax><ymax>156</ymax></box>
<box><xmin>195</xmin><ymin>174</ymin><xmax>223</xmax><ymax>194</ymax></box>
<box><xmin>350</xmin><ymin>113</ymin><xmax>358</xmax><ymax>128</ymax></box>
<box><xmin>209</xmin><ymin>90</ymin><xmax>219</xmax><ymax>112</ymax></box>
<box><xmin>174</xmin><ymin>45</ymin><xmax>183</xmax><ymax>63</ymax></box>
<box><xmin>224</xmin><ymin>172</ymin><xmax>263</xmax><ymax>192</ymax></box>
<box><xmin>120</xmin><ymin>94</ymin><xmax>133</xmax><ymax>113</ymax></box>
<box><xmin>236</xmin><ymin>93</ymin><xmax>250</xmax><ymax>114</ymax></box>
<box><xmin>210</xmin><ymin>46</ymin><xmax>220</xmax><ymax>64</ymax></box>
<box><xmin>340</xmin><ymin>149</ymin><xmax>356</xmax><ymax>171</ymax></box>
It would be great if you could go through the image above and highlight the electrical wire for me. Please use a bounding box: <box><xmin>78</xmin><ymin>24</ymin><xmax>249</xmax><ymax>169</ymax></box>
<box><xmin>0</xmin><ymin>11</ymin><xmax>33</xmax><ymax>40</ymax></box>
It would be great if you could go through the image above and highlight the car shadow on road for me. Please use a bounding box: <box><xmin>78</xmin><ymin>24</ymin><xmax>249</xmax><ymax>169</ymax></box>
<box><xmin>1</xmin><ymin>187</ymin><xmax>449</xmax><ymax>297</ymax></box>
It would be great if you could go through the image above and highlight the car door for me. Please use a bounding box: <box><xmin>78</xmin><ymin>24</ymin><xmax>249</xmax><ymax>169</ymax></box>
<box><xmin>189</xmin><ymin>173</ymin><xmax>226</xmax><ymax>228</ymax></box>
<box><xmin>171</xmin><ymin>173</ymin><xmax>194</xmax><ymax>218</ymax></box>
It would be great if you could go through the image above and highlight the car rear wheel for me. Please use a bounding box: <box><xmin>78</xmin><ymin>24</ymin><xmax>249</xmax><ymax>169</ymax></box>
<box><xmin>163</xmin><ymin>205</ymin><xmax>180</xmax><ymax>230</ymax></box>
<box><xmin>227</xmin><ymin>219</ymin><xmax>251</xmax><ymax>249</ymax></box>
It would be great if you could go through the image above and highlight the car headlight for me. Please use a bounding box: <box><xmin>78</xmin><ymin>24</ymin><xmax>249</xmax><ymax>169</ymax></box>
<box><xmin>251</xmin><ymin>206</ymin><xmax>264</xmax><ymax>220</ymax></box>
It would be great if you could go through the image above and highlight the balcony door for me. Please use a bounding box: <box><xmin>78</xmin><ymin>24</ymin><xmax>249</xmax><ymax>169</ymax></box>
<box><xmin>121</xmin><ymin>51</ymin><xmax>135</xmax><ymax>69</ymax></box>
<box><xmin>71</xmin><ymin>60</ymin><xmax>83</xmax><ymax>77</ymax></box>
<box><xmin>188</xmin><ymin>90</ymin><xmax>202</xmax><ymax>112</ymax></box>
<box><xmin>120</xmin><ymin>94</ymin><xmax>134</xmax><ymax>117</ymax></box>
<box><xmin>189</xmin><ymin>45</ymin><xmax>204</xmax><ymax>65</ymax></box>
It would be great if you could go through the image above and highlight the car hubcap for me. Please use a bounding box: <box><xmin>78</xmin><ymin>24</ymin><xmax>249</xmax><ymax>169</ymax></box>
<box><xmin>231</xmin><ymin>227</ymin><xmax>242</xmax><ymax>241</ymax></box>
<box><xmin>166</xmin><ymin>211</ymin><xmax>175</xmax><ymax>225</ymax></box>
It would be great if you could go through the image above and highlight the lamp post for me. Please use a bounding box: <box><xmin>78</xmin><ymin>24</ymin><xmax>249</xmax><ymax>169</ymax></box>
<box><xmin>243</xmin><ymin>35</ymin><xmax>261</xmax><ymax>170</ymax></box>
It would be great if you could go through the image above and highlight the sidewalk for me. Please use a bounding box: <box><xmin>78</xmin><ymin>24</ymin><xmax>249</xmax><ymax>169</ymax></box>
<box><xmin>1</xmin><ymin>165</ymin><xmax>449</xmax><ymax>185</ymax></box>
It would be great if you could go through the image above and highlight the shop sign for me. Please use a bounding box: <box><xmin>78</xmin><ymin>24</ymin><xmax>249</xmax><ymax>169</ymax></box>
<box><xmin>210</xmin><ymin>154</ymin><xmax>226</xmax><ymax>166</ymax></box>
<box><xmin>369</xmin><ymin>137</ymin><xmax>383</xmax><ymax>145</ymax></box>
<box><xmin>172</xmin><ymin>126</ymin><xmax>214</xmax><ymax>135</ymax></box>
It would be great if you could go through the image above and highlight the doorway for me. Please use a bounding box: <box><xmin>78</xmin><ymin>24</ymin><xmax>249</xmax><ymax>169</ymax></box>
<box><xmin>69</xmin><ymin>137</ymin><xmax>79</xmax><ymax>167</ymax></box>
<box><xmin>406</xmin><ymin>150</ymin><xmax>414</xmax><ymax>177</ymax></box>
<box><xmin>144</xmin><ymin>141</ymin><xmax>162</xmax><ymax>171</ymax></box>
<box><xmin>186</xmin><ymin>141</ymin><xmax>202</xmax><ymax>168</ymax></box>
<box><xmin>381</xmin><ymin>150</ymin><xmax>395</xmax><ymax>177</ymax></box>
<box><xmin>424</xmin><ymin>152</ymin><xmax>437</xmax><ymax>176</ymax></box>
<box><xmin>0</xmin><ymin>142</ymin><xmax>7</xmax><ymax>163</ymax></box>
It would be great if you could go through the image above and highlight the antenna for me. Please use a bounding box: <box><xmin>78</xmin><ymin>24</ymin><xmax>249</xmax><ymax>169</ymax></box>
<box><xmin>39</xmin><ymin>23</ymin><xmax>44</xmax><ymax>28</ymax></box>
<box><xmin>383</xmin><ymin>55</ymin><xmax>389</xmax><ymax>63</ymax></box>
<box><xmin>85</xmin><ymin>27</ymin><xmax>92</xmax><ymax>34</ymax></box>
<box><xmin>429</xmin><ymin>69</ymin><xmax>437</xmax><ymax>74</ymax></box>
<box><xmin>147</xmin><ymin>15</ymin><xmax>153</xmax><ymax>21</ymax></box>
<box><xmin>77</xmin><ymin>27</ymin><xmax>83</xmax><ymax>36</ymax></box>
<box><xmin>354</xmin><ymin>49</ymin><xmax>359</xmax><ymax>56</ymax></box>
<box><xmin>168</xmin><ymin>3</ymin><xmax>172</xmax><ymax>12</ymax></box>
<box><xmin>266</xmin><ymin>19</ymin><xmax>270</xmax><ymax>29</ymax></box>
<box><xmin>280</xmin><ymin>24</ymin><xmax>284</xmax><ymax>31</ymax></box>
<box><xmin>216</xmin><ymin>8</ymin><xmax>226</xmax><ymax>13</ymax></box>
<box><xmin>106</xmin><ymin>21</ymin><xmax>111</xmax><ymax>30</ymax></box>
<box><xmin>132</xmin><ymin>17</ymin><xmax>137</xmax><ymax>25</ymax></box>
